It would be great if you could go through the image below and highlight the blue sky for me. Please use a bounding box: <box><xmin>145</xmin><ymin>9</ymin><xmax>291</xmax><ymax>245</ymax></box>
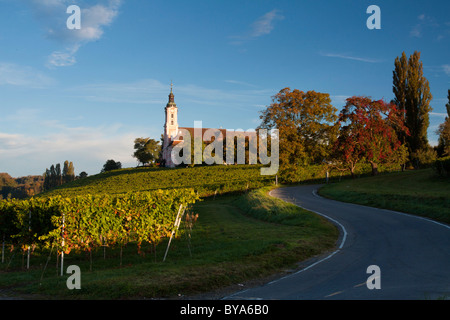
<box><xmin>0</xmin><ymin>0</ymin><xmax>449</xmax><ymax>177</ymax></box>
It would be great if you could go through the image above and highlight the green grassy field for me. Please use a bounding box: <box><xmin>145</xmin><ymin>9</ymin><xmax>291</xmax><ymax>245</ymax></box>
<box><xmin>0</xmin><ymin>187</ymin><xmax>338</xmax><ymax>299</ymax></box>
<box><xmin>319</xmin><ymin>168</ymin><xmax>450</xmax><ymax>224</ymax></box>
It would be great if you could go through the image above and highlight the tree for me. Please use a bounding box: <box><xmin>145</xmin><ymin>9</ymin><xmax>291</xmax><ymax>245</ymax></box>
<box><xmin>133</xmin><ymin>138</ymin><xmax>161</xmax><ymax>166</ymax></box>
<box><xmin>333</xmin><ymin>96</ymin><xmax>409</xmax><ymax>176</ymax></box>
<box><xmin>78</xmin><ymin>171</ymin><xmax>88</xmax><ymax>179</ymax></box>
<box><xmin>393</xmin><ymin>51</ymin><xmax>433</xmax><ymax>165</ymax></box>
<box><xmin>55</xmin><ymin>163</ymin><xmax>62</xmax><ymax>187</ymax></box>
<box><xmin>101</xmin><ymin>159</ymin><xmax>122</xmax><ymax>173</ymax></box>
<box><xmin>437</xmin><ymin>89</ymin><xmax>450</xmax><ymax>157</ymax></box>
<box><xmin>258</xmin><ymin>88</ymin><xmax>338</xmax><ymax>167</ymax></box>
<box><xmin>393</xmin><ymin>52</ymin><xmax>408</xmax><ymax>144</ymax></box>
<box><xmin>62</xmin><ymin>160</ymin><xmax>75</xmax><ymax>183</ymax></box>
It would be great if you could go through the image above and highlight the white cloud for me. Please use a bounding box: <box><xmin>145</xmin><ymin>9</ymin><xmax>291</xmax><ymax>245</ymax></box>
<box><xmin>330</xmin><ymin>95</ymin><xmax>350</xmax><ymax>105</ymax></box>
<box><xmin>250</xmin><ymin>9</ymin><xmax>284</xmax><ymax>37</ymax></box>
<box><xmin>25</xmin><ymin>0</ymin><xmax>122</xmax><ymax>67</ymax></box>
<box><xmin>0</xmin><ymin>124</ymin><xmax>140</xmax><ymax>176</ymax></box>
<box><xmin>229</xmin><ymin>9</ymin><xmax>284</xmax><ymax>45</ymax></box>
<box><xmin>46</xmin><ymin>45</ymin><xmax>79</xmax><ymax>67</ymax></box>
<box><xmin>0</xmin><ymin>63</ymin><xmax>55</xmax><ymax>87</ymax></box>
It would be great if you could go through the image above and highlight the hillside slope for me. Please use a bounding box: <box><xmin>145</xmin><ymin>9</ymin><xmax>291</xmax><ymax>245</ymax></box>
<box><xmin>40</xmin><ymin>165</ymin><xmax>276</xmax><ymax>198</ymax></box>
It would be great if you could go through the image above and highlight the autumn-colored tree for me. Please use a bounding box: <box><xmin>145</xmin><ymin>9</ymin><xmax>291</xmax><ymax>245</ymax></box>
<box><xmin>333</xmin><ymin>96</ymin><xmax>409</xmax><ymax>177</ymax></box>
<box><xmin>62</xmin><ymin>160</ymin><xmax>75</xmax><ymax>183</ymax></box>
<box><xmin>258</xmin><ymin>88</ymin><xmax>338</xmax><ymax>167</ymax></box>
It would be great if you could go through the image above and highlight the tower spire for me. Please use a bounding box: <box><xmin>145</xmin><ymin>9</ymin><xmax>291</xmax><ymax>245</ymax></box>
<box><xmin>168</xmin><ymin>80</ymin><xmax>175</xmax><ymax>104</ymax></box>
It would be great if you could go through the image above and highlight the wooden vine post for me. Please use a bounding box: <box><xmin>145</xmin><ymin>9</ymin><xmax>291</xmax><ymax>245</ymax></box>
<box><xmin>61</xmin><ymin>212</ymin><xmax>65</xmax><ymax>276</ymax></box>
<box><xmin>163</xmin><ymin>204</ymin><xmax>185</xmax><ymax>262</ymax></box>
<box><xmin>26</xmin><ymin>210</ymin><xmax>31</xmax><ymax>270</ymax></box>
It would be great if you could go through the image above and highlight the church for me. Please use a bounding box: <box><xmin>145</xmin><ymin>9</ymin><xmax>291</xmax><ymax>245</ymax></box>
<box><xmin>160</xmin><ymin>84</ymin><xmax>279</xmax><ymax>175</ymax></box>
<box><xmin>161</xmin><ymin>85</ymin><xmax>228</xmax><ymax>167</ymax></box>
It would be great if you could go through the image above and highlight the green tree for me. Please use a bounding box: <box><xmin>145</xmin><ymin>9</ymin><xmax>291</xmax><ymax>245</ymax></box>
<box><xmin>101</xmin><ymin>159</ymin><xmax>122</xmax><ymax>173</ymax></box>
<box><xmin>393</xmin><ymin>52</ymin><xmax>408</xmax><ymax>143</ymax></box>
<box><xmin>393</xmin><ymin>51</ymin><xmax>433</xmax><ymax>166</ymax></box>
<box><xmin>133</xmin><ymin>138</ymin><xmax>161</xmax><ymax>166</ymax></box>
<box><xmin>55</xmin><ymin>163</ymin><xmax>62</xmax><ymax>187</ymax></box>
<box><xmin>78</xmin><ymin>171</ymin><xmax>88</xmax><ymax>179</ymax></box>
<box><xmin>437</xmin><ymin>89</ymin><xmax>450</xmax><ymax>157</ymax></box>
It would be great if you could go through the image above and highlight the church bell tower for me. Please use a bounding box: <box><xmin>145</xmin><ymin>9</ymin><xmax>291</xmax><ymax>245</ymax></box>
<box><xmin>162</xmin><ymin>82</ymin><xmax>179</xmax><ymax>167</ymax></box>
<box><xmin>164</xmin><ymin>82</ymin><xmax>178</xmax><ymax>141</ymax></box>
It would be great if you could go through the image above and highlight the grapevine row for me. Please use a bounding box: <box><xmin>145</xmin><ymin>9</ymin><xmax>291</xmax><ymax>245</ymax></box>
<box><xmin>0</xmin><ymin>189</ymin><xmax>200</xmax><ymax>256</ymax></box>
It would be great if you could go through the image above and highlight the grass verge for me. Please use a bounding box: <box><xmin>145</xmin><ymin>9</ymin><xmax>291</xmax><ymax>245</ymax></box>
<box><xmin>0</xmin><ymin>187</ymin><xmax>338</xmax><ymax>299</ymax></box>
<box><xmin>319</xmin><ymin>168</ymin><xmax>450</xmax><ymax>224</ymax></box>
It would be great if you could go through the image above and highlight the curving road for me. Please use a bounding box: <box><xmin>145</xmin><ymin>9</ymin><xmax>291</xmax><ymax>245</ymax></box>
<box><xmin>225</xmin><ymin>185</ymin><xmax>450</xmax><ymax>300</ymax></box>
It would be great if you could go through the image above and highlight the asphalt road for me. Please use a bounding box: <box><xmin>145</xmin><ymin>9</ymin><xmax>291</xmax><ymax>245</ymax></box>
<box><xmin>225</xmin><ymin>185</ymin><xmax>450</xmax><ymax>300</ymax></box>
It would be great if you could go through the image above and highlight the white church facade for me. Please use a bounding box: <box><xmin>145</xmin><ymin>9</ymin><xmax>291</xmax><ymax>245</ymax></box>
<box><xmin>161</xmin><ymin>85</ymin><xmax>228</xmax><ymax>167</ymax></box>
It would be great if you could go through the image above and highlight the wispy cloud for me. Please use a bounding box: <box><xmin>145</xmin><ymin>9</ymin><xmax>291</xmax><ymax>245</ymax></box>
<box><xmin>0</xmin><ymin>63</ymin><xmax>55</xmax><ymax>87</ymax></box>
<box><xmin>410</xmin><ymin>14</ymin><xmax>437</xmax><ymax>38</ymax></box>
<box><xmin>225</xmin><ymin>80</ymin><xmax>257</xmax><ymax>88</ymax></box>
<box><xmin>46</xmin><ymin>44</ymin><xmax>80</xmax><ymax>67</ymax></box>
<box><xmin>430</xmin><ymin>112</ymin><xmax>448</xmax><ymax>118</ymax></box>
<box><xmin>442</xmin><ymin>64</ymin><xmax>450</xmax><ymax>76</ymax></box>
<box><xmin>319</xmin><ymin>52</ymin><xmax>382</xmax><ymax>63</ymax></box>
<box><xmin>25</xmin><ymin>0</ymin><xmax>122</xmax><ymax>68</ymax></box>
<box><xmin>410</xmin><ymin>14</ymin><xmax>450</xmax><ymax>40</ymax></box>
<box><xmin>250</xmin><ymin>9</ymin><xmax>284</xmax><ymax>37</ymax></box>
<box><xmin>69</xmin><ymin>79</ymin><xmax>273</xmax><ymax>109</ymax></box>
<box><xmin>229</xmin><ymin>9</ymin><xmax>284</xmax><ymax>45</ymax></box>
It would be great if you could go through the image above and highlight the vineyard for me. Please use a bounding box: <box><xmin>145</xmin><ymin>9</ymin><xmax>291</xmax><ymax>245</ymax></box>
<box><xmin>0</xmin><ymin>164</ymin><xmax>343</xmax><ymax>298</ymax></box>
<box><xmin>0</xmin><ymin>189</ymin><xmax>199</xmax><ymax>270</ymax></box>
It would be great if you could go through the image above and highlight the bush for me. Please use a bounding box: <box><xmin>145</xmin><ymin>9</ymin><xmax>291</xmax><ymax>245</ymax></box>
<box><xmin>433</xmin><ymin>156</ymin><xmax>450</xmax><ymax>178</ymax></box>
<box><xmin>411</xmin><ymin>147</ymin><xmax>437</xmax><ymax>169</ymax></box>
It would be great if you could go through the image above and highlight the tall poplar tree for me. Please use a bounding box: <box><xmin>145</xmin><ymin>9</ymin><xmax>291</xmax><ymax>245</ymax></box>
<box><xmin>437</xmin><ymin>89</ymin><xmax>450</xmax><ymax>157</ymax></box>
<box><xmin>63</xmin><ymin>160</ymin><xmax>75</xmax><ymax>183</ymax></box>
<box><xmin>393</xmin><ymin>51</ymin><xmax>433</xmax><ymax>164</ymax></box>
<box><xmin>393</xmin><ymin>52</ymin><xmax>408</xmax><ymax>143</ymax></box>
